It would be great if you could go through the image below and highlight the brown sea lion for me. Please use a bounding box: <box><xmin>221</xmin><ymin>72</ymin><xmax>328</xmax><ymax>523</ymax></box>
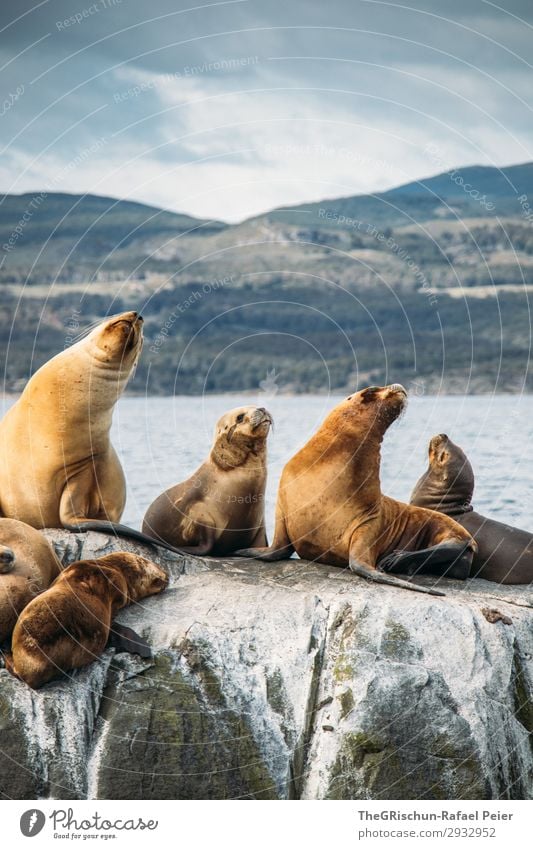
<box><xmin>0</xmin><ymin>519</ymin><xmax>61</xmax><ymax>642</ymax></box>
<box><xmin>0</xmin><ymin>311</ymin><xmax>186</xmax><ymax>556</ymax></box>
<box><xmin>411</xmin><ymin>433</ymin><xmax>533</xmax><ymax>584</ymax></box>
<box><xmin>142</xmin><ymin>405</ymin><xmax>272</xmax><ymax>555</ymax></box>
<box><xmin>234</xmin><ymin>385</ymin><xmax>477</xmax><ymax>596</ymax></box>
<box><xmin>6</xmin><ymin>552</ymin><xmax>168</xmax><ymax>688</ymax></box>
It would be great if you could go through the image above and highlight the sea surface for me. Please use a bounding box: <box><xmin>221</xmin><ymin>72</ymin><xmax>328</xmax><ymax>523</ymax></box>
<box><xmin>3</xmin><ymin>393</ymin><xmax>532</xmax><ymax>535</ymax></box>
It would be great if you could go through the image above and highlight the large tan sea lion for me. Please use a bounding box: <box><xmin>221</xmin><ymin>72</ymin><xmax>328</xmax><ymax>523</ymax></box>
<box><xmin>411</xmin><ymin>433</ymin><xmax>533</xmax><ymax>584</ymax></box>
<box><xmin>143</xmin><ymin>406</ymin><xmax>272</xmax><ymax>555</ymax></box>
<box><xmin>6</xmin><ymin>552</ymin><xmax>168</xmax><ymax>688</ymax></box>
<box><xmin>235</xmin><ymin>385</ymin><xmax>477</xmax><ymax>596</ymax></box>
<box><xmin>0</xmin><ymin>311</ymin><xmax>185</xmax><ymax>554</ymax></box>
<box><xmin>0</xmin><ymin>519</ymin><xmax>61</xmax><ymax>642</ymax></box>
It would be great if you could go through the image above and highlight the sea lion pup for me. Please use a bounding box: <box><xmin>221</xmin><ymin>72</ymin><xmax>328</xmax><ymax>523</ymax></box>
<box><xmin>0</xmin><ymin>519</ymin><xmax>61</xmax><ymax>642</ymax></box>
<box><xmin>6</xmin><ymin>552</ymin><xmax>168</xmax><ymax>689</ymax></box>
<box><xmin>235</xmin><ymin>385</ymin><xmax>477</xmax><ymax>596</ymax></box>
<box><xmin>411</xmin><ymin>433</ymin><xmax>533</xmax><ymax>584</ymax></box>
<box><xmin>142</xmin><ymin>406</ymin><xmax>272</xmax><ymax>555</ymax></box>
<box><xmin>0</xmin><ymin>311</ymin><xmax>185</xmax><ymax>556</ymax></box>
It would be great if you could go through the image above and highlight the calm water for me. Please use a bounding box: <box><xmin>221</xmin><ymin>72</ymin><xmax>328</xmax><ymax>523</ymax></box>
<box><xmin>2</xmin><ymin>394</ymin><xmax>533</xmax><ymax>534</ymax></box>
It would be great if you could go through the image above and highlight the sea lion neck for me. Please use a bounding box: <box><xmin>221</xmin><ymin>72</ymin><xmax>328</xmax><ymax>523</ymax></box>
<box><xmin>210</xmin><ymin>435</ymin><xmax>266</xmax><ymax>472</ymax></box>
<box><xmin>410</xmin><ymin>466</ymin><xmax>474</xmax><ymax>516</ymax></box>
<box><xmin>320</xmin><ymin>420</ymin><xmax>384</xmax><ymax>503</ymax></box>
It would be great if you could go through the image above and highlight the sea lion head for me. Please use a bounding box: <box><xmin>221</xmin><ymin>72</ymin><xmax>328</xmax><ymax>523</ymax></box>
<box><xmin>86</xmin><ymin>311</ymin><xmax>144</xmax><ymax>370</ymax></box>
<box><xmin>98</xmin><ymin>552</ymin><xmax>169</xmax><ymax>603</ymax></box>
<box><xmin>338</xmin><ymin>383</ymin><xmax>408</xmax><ymax>436</ymax></box>
<box><xmin>410</xmin><ymin>433</ymin><xmax>474</xmax><ymax>515</ymax></box>
<box><xmin>212</xmin><ymin>406</ymin><xmax>273</xmax><ymax>469</ymax></box>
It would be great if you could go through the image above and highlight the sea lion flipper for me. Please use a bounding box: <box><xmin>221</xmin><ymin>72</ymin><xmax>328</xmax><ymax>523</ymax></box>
<box><xmin>378</xmin><ymin>540</ymin><xmax>473</xmax><ymax>581</ymax></box>
<box><xmin>349</xmin><ymin>560</ymin><xmax>445</xmax><ymax>596</ymax></box>
<box><xmin>62</xmin><ymin>520</ymin><xmax>188</xmax><ymax>557</ymax></box>
<box><xmin>234</xmin><ymin>507</ymin><xmax>292</xmax><ymax>560</ymax></box>
<box><xmin>233</xmin><ymin>544</ymin><xmax>293</xmax><ymax>561</ymax></box>
<box><xmin>108</xmin><ymin>623</ymin><xmax>153</xmax><ymax>658</ymax></box>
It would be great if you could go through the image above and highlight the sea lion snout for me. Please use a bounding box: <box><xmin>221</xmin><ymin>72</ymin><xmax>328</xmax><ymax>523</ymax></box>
<box><xmin>103</xmin><ymin>311</ymin><xmax>144</xmax><ymax>357</ymax></box>
<box><xmin>0</xmin><ymin>546</ymin><xmax>15</xmax><ymax>573</ymax></box>
<box><xmin>251</xmin><ymin>407</ymin><xmax>273</xmax><ymax>431</ymax></box>
<box><xmin>139</xmin><ymin>558</ymin><xmax>169</xmax><ymax>594</ymax></box>
<box><xmin>388</xmin><ymin>383</ymin><xmax>408</xmax><ymax>396</ymax></box>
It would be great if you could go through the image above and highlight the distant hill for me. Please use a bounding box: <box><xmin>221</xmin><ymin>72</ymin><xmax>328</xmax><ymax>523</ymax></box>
<box><xmin>385</xmin><ymin>161</ymin><xmax>533</xmax><ymax>200</ymax></box>
<box><xmin>261</xmin><ymin>161</ymin><xmax>533</xmax><ymax>228</ymax></box>
<box><xmin>0</xmin><ymin>191</ymin><xmax>226</xmax><ymax>274</ymax></box>
<box><xmin>1</xmin><ymin>164</ymin><xmax>533</xmax><ymax>395</ymax></box>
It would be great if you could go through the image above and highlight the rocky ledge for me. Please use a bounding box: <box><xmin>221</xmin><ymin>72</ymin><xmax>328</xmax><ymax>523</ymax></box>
<box><xmin>0</xmin><ymin>530</ymin><xmax>532</xmax><ymax>800</ymax></box>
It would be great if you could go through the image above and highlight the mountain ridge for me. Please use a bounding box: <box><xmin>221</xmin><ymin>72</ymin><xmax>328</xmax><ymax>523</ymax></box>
<box><xmin>1</xmin><ymin>160</ymin><xmax>532</xmax><ymax>234</ymax></box>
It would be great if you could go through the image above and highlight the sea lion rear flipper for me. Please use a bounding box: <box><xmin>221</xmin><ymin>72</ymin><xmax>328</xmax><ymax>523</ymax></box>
<box><xmin>62</xmin><ymin>520</ymin><xmax>188</xmax><ymax>557</ymax></box>
<box><xmin>234</xmin><ymin>509</ymin><xmax>292</xmax><ymax>560</ymax></box>
<box><xmin>108</xmin><ymin>623</ymin><xmax>153</xmax><ymax>658</ymax></box>
<box><xmin>233</xmin><ymin>544</ymin><xmax>293</xmax><ymax>561</ymax></box>
<box><xmin>349</xmin><ymin>559</ymin><xmax>445</xmax><ymax>596</ymax></box>
<box><xmin>378</xmin><ymin>540</ymin><xmax>473</xmax><ymax>580</ymax></box>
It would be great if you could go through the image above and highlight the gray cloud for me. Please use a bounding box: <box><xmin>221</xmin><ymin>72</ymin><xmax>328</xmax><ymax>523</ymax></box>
<box><xmin>1</xmin><ymin>0</ymin><xmax>532</xmax><ymax>221</ymax></box>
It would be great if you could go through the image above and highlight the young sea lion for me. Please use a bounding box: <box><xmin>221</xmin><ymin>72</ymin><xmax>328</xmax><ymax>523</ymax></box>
<box><xmin>142</xmin><ymin>406</ymin><xmax>272</xmax><ymax>555</ymax></box>
<box><xmin>410</xmin><ymin>433</ymin><xmax>533</xmax><ymax>583</ymax></box>
<box><xmin>0</xmin><ymin>311</ymin><xmax>186</xmax><ymax>556</ymax></box>
<box><xmin>235</xmin><ymin>385</ymin><xmax>477</xmax><ymax>596</ymax></box>
<box><xmin>0</xmin><ymin>519</ymin><xmax>61</xmax><ymax>642</ymax></box>
<box><xmin>7</xmin><ymin>552</ymin><xmax>168</xmax><ymax>688</ymax></box>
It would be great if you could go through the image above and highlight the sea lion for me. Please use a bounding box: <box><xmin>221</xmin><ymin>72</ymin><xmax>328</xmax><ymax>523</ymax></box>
<box><xmin>235</xmin><ymin>385</ymin><xmax>477</xmax><ymax>596</ymax></box>
<box><xmin>6</xmin><ymin>552</ymin><xmax>168</xmax><ymax>688</ymax></box>
<box><xmin>410</xmin><ymin>433</ymin><xmax>533</xmax><ymax>584</ymax></box>
<box><xmin>0</xmin><ymin>311</ymin><xmax>185</xmax><ymax>556</ymax></box>
<box><xmin>142</xmin><ymin>406</ymin><xmax>272</xmax><ymax>555</ymax></box>
<box><xmin>0</xmin><ymin>519</ymin><xmax>61</xmax><ymax>642</ymax></box>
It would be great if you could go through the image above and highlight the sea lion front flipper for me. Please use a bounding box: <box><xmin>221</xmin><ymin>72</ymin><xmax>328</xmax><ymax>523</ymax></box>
<box><xmin>378</xmin><ymin>540</ymin><xmax>473</xmax><ymax>580</ymax></box>
<box><xmin>348</xmin><ymin>560</ymin><xmax>445</xmax><ymax>596</ymax></box>
<box><xmin>108</xmin><ymin>623</ymin><xmax>152</xmax><ymax>658</ymax></box>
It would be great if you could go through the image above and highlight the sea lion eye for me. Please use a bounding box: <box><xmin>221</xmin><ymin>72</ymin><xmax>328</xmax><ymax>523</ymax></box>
<box><xmin>236</xmin><ymin>413</ymin><xmax>245</xmax><ymax>423</ymax></box>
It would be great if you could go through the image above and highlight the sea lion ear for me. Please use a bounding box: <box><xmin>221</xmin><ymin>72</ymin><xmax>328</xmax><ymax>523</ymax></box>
<box><xmin>101</xmin><ymin>565</ymin><xmax>130</xmax><ymax>606</ymax></box>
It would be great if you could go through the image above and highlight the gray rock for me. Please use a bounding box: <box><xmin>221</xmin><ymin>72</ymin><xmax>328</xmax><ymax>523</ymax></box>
<box><xmin>0</xmin><ymin>529</ymin><xmax>532</xmax><ymax>799</ymax></box>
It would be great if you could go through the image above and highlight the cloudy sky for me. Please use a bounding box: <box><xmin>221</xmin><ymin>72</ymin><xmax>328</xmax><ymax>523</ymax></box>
<box><xmin>1</xmin><ymin>0</ymin><xmax>532</xmax><ymax>221</ymax></box>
